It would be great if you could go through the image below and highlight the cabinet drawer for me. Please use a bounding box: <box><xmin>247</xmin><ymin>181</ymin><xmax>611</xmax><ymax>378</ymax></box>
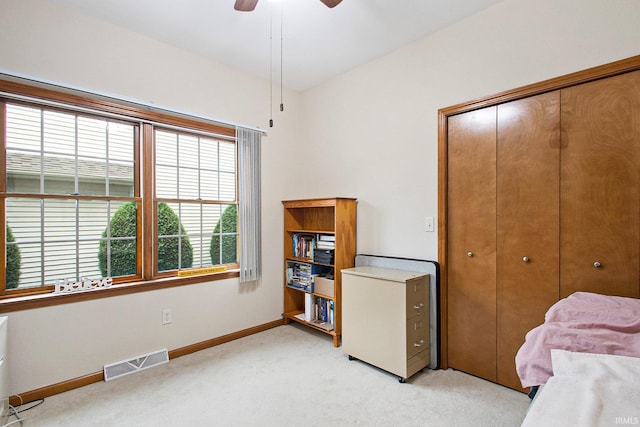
<box><xmin>407</xmin><ymin>348</ymin><xmax>431</xmax><ymax>378</ymax></box>
<box><xmin>406</xmin><ymin>277</ymin><xmax>428</xmax><ymax>319</ymax></box>
<box><xmin>407</xmin><ymin>314</ymin><xmax>429</xmax><ymax>359</ymax></box>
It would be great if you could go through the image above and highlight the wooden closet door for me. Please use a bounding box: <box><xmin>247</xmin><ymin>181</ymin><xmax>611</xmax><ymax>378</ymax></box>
<box><xmin>496</xmin><ymin>92</ymin><xmax>561</xmax><ymax>390</ymax></box>
<box><xmin>447</xmin><ymin>106</ymin><xmax>497</xmax><ymax>382</ymax></box>
<box><xmin>560</xmin><ymin>70</ymin><xmax>640</xmax><ymax>298</ymax></box>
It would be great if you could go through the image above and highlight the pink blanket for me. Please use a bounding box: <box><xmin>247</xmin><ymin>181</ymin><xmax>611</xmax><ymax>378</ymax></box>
<box><xmin>515</xmin><ymin>291</ymin><xmax>640</xmax><ymax>387</ymax></box>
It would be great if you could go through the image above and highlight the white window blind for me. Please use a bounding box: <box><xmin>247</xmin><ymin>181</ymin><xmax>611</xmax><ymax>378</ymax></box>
<box><xmin>237</xmin><ymin>127</ymin><xmax>261</xmax><ymax>283</ymax></box>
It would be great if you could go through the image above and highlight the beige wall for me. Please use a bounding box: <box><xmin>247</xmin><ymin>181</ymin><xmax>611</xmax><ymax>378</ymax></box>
<box><xmin>299</xmin><ymin>0</ymin><xmax>640</xmax><ymax>260</ymax></box>
<box><xmin>1</xmin><ymin>0</ymin><xmax>639</xmax><ymax>395</ymax></box>
<box><xmin>0</xmin><ymin>0</ymin><xmax>297</xmax><ymax>394</ymax></box>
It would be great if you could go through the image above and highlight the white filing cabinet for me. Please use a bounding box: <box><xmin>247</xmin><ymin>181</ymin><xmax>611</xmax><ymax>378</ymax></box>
<box><xmin>342</xmin><ymin>266</ymin><xmax>430</xmax><ymax>382</ymax></box>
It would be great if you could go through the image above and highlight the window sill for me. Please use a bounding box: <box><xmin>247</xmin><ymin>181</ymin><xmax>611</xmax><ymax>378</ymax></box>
<box><xmin>0</xmin><ymin>270</ymin><xmax>240</xmax><ymax>313</ymax></box>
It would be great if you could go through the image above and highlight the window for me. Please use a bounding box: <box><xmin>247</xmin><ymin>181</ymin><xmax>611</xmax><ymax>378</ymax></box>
<box><xmin>1</xmin><ymin>80</ymin><xmax>241</xmax><ymax>302</ymax></box>
<box><xmin>154</xmin><ymin>128</ymin><xmax>238</xmax><ymax>274</ymax></box>
<box><xmin>4</xmin><ymin>102</ymin><xmax>138</xmax><ymax>289</ymax></box>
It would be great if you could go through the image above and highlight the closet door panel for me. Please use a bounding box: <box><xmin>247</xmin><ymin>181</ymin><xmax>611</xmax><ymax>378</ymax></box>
<box><xmin>560</xmin><ymin>70</ymin><xmax>640</xmax><ymax>298</ymax></box>
<box><xmin>447</xmin><ymin>106</ymin><xmax>497</xmax><ymax>381</ymax></box>
<box><xmin>496</xmin><ymin>92</ymin><xmax>561</xmax><ymax>390</ymax></box>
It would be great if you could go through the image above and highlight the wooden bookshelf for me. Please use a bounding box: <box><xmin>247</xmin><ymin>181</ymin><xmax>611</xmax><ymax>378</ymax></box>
<box><xmin>282</xmin><ymin>198</ymin><xmax>357</xmax><ymax>347</ymax></box>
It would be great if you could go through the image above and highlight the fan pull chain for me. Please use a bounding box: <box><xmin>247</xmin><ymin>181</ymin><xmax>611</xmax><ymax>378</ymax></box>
<box><xmin>269</xmin><ymin>4</ymin><xmax>274</xmax><ymax>127</ymax></box>
<box><xmin>280</xmin><ymin>4</ymin><xmax>284</xmax><ymax>112</ymax></box>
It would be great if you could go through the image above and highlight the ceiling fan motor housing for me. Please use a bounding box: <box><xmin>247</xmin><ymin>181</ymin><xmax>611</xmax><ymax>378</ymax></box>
<box><xmin>234</xmin><ymin>0</ymin><xmax>343</xmax><ymax>12</ymax></box>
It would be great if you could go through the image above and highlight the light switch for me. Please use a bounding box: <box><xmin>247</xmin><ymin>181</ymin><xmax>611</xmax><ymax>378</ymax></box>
<box><xmin>425</xmin><ymin>216</ymin><xmax>434</xmax><ymax>232</ymax></box>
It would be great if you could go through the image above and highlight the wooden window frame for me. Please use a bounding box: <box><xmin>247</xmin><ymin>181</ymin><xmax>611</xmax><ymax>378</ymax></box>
<box><xmin>151</xmin><ymin>126</ymin><xmax>240</xmax><ymax>278</ymax></box>
<box><xmin>0</xmin><ymin>77</ymin><xmax>239</xmax><ymax>313</ymax></box>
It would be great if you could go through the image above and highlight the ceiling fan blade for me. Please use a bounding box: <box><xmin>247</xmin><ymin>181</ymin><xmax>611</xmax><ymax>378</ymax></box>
<box><xmin>234</xmin><ymin>0</ymin><xmax>258</xmax><ymax>12</ymax></box>
<box><xmin>319</xmin><ymin>0</ymin><xmax>342</xmax><ymax>7</ymax></box>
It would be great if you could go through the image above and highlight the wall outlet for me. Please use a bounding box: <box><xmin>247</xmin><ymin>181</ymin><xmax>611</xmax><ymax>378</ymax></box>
<box><xmin>162</xmin><ymin>308</ymin><xmax>172</xmax><ymax>325</ymax></box>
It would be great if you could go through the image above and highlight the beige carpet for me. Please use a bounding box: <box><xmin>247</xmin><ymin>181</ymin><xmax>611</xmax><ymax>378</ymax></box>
<box><xmin>16</xmin><ymin>324</ymin><xmax>529</xmax><ymax>426</ymax></box>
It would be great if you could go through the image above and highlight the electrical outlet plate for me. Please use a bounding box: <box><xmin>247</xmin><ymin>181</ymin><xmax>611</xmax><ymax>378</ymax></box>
<box><xmin>162</xmin><ymin>308</ymin><xmax>172</xmax><ymax>325</ymax></box>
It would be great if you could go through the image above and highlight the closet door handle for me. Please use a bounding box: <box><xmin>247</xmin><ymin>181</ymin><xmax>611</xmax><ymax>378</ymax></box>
<box><xmin>593</xmin><ymin>261</ymin><xmax>602</xmax><ymax>268</ymax></box>
<box><xmin>467</xmin><ymin>251</ymin><xmax>474</xmax><ymax>258</ymax></box>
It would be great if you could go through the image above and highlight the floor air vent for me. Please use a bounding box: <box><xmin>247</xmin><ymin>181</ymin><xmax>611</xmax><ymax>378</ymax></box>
<box><xmin>104</xmin><ymin>348</ymin><xmax>169</xmax><ymax>381</ymax></box>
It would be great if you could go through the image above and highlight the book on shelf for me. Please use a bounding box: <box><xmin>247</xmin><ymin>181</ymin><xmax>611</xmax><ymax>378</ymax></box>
<box><xmin>292</xmin><ymin>295</ymin><xmax>334</xmax><ymax>331</ymax></box>
<box><xmin>286</xmin><ymin>261</ymin><xmax>332</xmax><ymax>293</ymax></box>
<box><xmin>316</xmin><ymin>242</ymin><xmax>335</xmax><ymax>250</ymax></box>
<box><xmin>309</xmin><ymin>319</ymin><xmax>334</xmax><ymax>332</ymax></box>
<box><xmin>291</xmin><ymin>292</ymin><xmax>335</xmax><ymax>331</ymax></box>
<box><xmin>308</xmin><ymin>296</ymin><xmax>334</xmax><ymax>331</ymax></box>
<box><xmin>316</xmin><ymin>234</ymin><xmax>335</xmax><ymax>250</ymax></box>
<box><xmin>304</xmin><ymin>293</ymin><xmax>314</xmax><ymax>322</ymax></box>
<box><xmin>292</xmin><ymin>233</ymin><xmax>315</xmax><ymax>259</ymax></box>
<box><xmin>286</xmin><ymin>261</ymin><xmax>314</xmax><ymax>292</ymax></box>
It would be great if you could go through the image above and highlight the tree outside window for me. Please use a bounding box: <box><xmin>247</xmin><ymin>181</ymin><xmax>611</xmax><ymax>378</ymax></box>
<box><xmin>5</xmin><ymin>225</ymin><xmax>21</xmax><ymax>289</ymax></box>
<box><xmin>210</xmin><ymin>204</ymin><xmax>237</xmax><ymax>265</ymax></box>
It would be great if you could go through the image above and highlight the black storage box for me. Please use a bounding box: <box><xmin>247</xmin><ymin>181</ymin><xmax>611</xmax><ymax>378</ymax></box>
<box><xmin>314</xmin><ymin>249</ymin><xmax>334</xmax><ymax>265</ymax></box>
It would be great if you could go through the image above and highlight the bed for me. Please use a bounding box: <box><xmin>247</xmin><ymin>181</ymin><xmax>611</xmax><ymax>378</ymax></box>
<box><xmin>521</xmin><ymin>350</ymin><xmax>640</xmax><ymax>426</ymax></box>
<box><xmin>516</xmin><ymin>292</ymin><xmax>640</xmax><ymax>426</ymax></box>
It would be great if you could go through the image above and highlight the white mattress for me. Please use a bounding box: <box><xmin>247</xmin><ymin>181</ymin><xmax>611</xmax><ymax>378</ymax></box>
<box><xmin>521</xmin><ymin>350</ymin><xmax>640</xmax><ymax>427</ymax></box>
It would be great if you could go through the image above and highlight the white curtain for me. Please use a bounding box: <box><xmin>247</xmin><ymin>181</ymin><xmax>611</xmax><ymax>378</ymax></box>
<box><xmin>236</xmin><ymin>127</ymin><xmax>262</xmax><ymax>282</ymax></box>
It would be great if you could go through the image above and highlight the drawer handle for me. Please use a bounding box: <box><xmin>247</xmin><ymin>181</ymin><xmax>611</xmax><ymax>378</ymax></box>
<box><xmin>413</xmin><ymin>303</ymin><xmax>424</xmax><ymax>310</ymax></box>
<box><xmin>414</xmin><ymin>340</ymin><xmax>425</xmax><ymax>348</ymax></box>
<box><xmin>593</xmin><ymin>261</ymin><xmax>601</xmax><ymax>269</ymax></box>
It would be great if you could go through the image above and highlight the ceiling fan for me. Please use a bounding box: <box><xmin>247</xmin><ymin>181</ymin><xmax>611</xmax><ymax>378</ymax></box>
<box><xmin>234</xmin><ymin>0</ymin><xmax>342</xmax><ymax>12</ymax></box>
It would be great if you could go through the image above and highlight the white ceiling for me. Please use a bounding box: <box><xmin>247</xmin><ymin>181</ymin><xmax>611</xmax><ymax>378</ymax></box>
<box><xmin>51</xmin><ymin>0</ymin><xmax>503</xmax><ymax>91</ymax></box>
